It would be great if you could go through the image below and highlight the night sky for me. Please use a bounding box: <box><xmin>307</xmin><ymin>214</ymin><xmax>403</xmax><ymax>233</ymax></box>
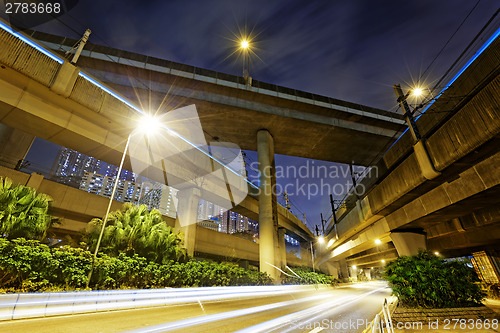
<box><xmin>5</xmin><ymin>0</ymin><xmax>500</xmax><ymax>232</ymax></box>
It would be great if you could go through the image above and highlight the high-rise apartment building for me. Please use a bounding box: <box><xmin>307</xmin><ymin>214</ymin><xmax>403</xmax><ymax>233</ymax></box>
<box><xmin>79</xmin><ymin>172</ymin><xmax>142</xmax><ymax>204</ymax></box>
<box><xmin>51</xmin><ymin>147</ymin><xmax>136</xmax><ymax>188</ymax></box>
<box><xmin>139</xmin><ymin>182</ymin><xmax>178</xmax><ymax>218</ymax></box>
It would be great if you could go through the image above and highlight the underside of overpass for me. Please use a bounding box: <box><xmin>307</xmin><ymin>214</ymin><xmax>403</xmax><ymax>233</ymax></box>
<box><xmin>317</xmin><ymin>28</ymin><xmax>500</xmax><ymax>273</ymax></box>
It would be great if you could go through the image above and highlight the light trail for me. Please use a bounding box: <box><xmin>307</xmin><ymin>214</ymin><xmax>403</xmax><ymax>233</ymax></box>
<box><xmin>0</xmin><ymin>285</ymin><xmax>317</xmax><ymax>321</ymax></box>
<box><xmin>123</xmin><ymin>293</ymin><xmax>335</xmax><ymax>333</ymax></box>
<box><xmin>235</xmin><ymin>287</ymin><xmax>385</xmax><ymax>333</ymax></box>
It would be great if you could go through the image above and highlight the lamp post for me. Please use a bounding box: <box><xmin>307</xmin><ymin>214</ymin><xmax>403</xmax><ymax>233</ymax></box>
<box><xmin>394</xmin><ymin>84</ymin><xmax>424</xmax><ymax>142</ymax></box>
<box><xmin>86</xmin><ymin>115</ymin><xmax>159</xmax><ymax>288</ymax></box>
<box><xmin>240</xmin><ymin>39</ymin><xmax>251</xmax><ymax>86</ymax></box>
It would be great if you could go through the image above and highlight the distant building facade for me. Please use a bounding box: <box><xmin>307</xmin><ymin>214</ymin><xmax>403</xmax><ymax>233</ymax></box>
<box><xmin>51</xmin><ymin>147</ymin><xmax>135</xmax><ymax>188</ymax></box>
<box><xmin>139</xmin><ymin>182</ymin><xmax>178</xmax><ymax>218</ymax></box>
<box><xmin>79</xmin><ymin>172</ymin><xmax>142</xmax><ymax>204</ymax></box>
<box><xmin>197</xmin><ymin>200</ymin><xmax>258</xmax><ymax>235</ymax></box>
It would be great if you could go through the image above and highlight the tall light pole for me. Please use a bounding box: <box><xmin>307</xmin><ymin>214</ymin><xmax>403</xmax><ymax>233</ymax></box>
<box><xmin>394</xmin><ymin>84</ymin><xmax>424</xmax><ymax>142</ymax></box>
<box><xmin>86</xmin><ymin>115</ymin><xmax>160</xmax><ymax>288</ymax></box>
<box><xmin>240</xmin><ymin>39</ymin><xmax>251</xmax><ymax>87</ymax></box>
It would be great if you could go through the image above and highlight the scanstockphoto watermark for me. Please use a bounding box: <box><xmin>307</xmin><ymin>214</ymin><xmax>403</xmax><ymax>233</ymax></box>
<box><xmin>291</xmin><ymin>318</ymin><xmax>373</xmax><ymax>331</ymax></box>
<box><xmin>248</xmin><ymin>160</ymin><xmax>379</xmax><ymax>200</ymax></box>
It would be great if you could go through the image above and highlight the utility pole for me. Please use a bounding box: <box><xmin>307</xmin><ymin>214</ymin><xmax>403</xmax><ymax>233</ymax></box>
<box><xmin>349</xmin><ymin>163</ymin><xmax>359</xmax><ymax>199</ymax></box>
<box><xmin>330</xmin><ymin>194</ymin><xmax>339</xmax><ymax>239</ymax></box>
<box><xmin>68</xmin><ymin>29</ymin><xmax>91</xmax><ymax>64</ymax></box>
<box><xmin>284</xmin><ymin>191</ymin><xmax>291</xmax><ymax>210</ymax></box>
<box><xmin>310</xmin><ymin>241</ymin><xmax>315</xmax><ymax>272</ymax></box>
<box><xmin>320</xmin><ymin>213</ymin><xmax>325</xmax><ymax>235</ymax></box>
<box><xmin>315</xmin><ymin>225</ymin><xmax>320</xmax><ymax>237</ymax></box>
<box><xmin>394</xmin><ymin>84</ymin><xmax>421</xmax><ymax>142</ymax></box>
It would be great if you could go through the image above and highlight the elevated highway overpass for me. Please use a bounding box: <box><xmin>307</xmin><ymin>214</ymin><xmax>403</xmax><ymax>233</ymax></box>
<box><xmin>317</xmin><ymin>29</ymin><xmax>500</xmax><ymax>278</ymax></box>
<box><xmin>0</xmin><ymin>21</ymin><xmax>406</xmax><ymax>280</ymax></box>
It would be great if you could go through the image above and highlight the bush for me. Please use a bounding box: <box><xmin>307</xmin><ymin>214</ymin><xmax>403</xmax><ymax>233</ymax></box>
<box><xmin>0</xmin><ymin>177</ymin><xmax>58</xmax><ymax>240</ymax></box>
<box><xmin>84</xmin><ymin>204</ymin><xmax>188</xmax><ymax>264</ymax></box>
<box><xmin>384</xmin><ymin>250</ymin><xmax>485</xmax><ymax>308</ymax></box>
<box><xmin>281</xmin><ymin>266</ymin><xmax>337</xmax><ymax>285</ymax></box>
<box><xmin>0</xmin><ymin>238</ymin><xmax>272</xmax><ymax>291</ymax></box>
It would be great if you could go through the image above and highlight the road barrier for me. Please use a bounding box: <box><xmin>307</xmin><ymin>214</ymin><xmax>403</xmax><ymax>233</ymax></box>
<box><xmin>0</xmin><ymin>285</ymin><xmax>329</xmax><ymax>321</ymax></box>
<box><xmin>363</xmin><ymin>296</ymin><xmax>398</xmax><ymax>333</ymax></box>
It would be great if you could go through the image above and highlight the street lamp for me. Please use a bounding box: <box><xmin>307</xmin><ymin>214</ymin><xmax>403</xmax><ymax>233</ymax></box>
<box><xmin>375</xmin><ymin>239</ymin><xmax>381</xmax><ymax>245</ymax></box>
<box><xmin>86</xmin><ymin>114</ymin><xmax>161</xmax><ymax>288</ymax></box>
<box><xmin>394</xmin><ymin>84</ymin><xmax>427</xmax><ymax>142</ymax></box>
<box><xmin>240</xmin><ymin>38</ymin><xmax>251</xmax><ymax>86</ymax></box>
<box><xmin>318</xmin><ymin>235</ymin><xmax>325</xmax><ymax>244</ymax></box>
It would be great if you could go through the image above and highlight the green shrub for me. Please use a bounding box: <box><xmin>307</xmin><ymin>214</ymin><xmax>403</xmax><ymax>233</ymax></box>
<box><xmin>384</xmin><ymin>250</ymin><xmax>485</xmax><ymax>308</ymax></box>
<box><xmin>0</xmin><ymin>238</ymin><xmax>272</xmax><ymax>291</ymax></box>
<box><xmin>0</xmin><ymin>177</ymin><xmax>58</xmax><ymax>240</ymax></box>
<box><xmin>281</xmin><ymin>266</ymin><xmax>337</xmax><ymax>285</ymax></box>
<box><xmin>84</xmin><ymin>204</ymin><xmax>188</xmax><ymax>264</ymax></box>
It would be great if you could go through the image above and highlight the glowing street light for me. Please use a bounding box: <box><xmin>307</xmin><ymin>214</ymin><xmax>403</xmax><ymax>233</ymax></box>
<box><xmin>239</xmin><ymin>38</ymin><xmax>251</xmax><ymax>86</ymax></box>
<box><xmin>434</xmin><ymin>251</ymin><xmax>440</xmax><ymax>256</ymax></box>
<box><xmin>318</xmin><ymin>236</ymin><xmax>325</xmax><ymax>244</ymax></box>
<box><xmin>352</xmin><ymin>265</ymin><xmax>357</xmax><ymax>269</ymax></box>
<box><xmin>412</xmin><ymin>87</ymin><xmax>424</xmax><ymax>97</ymax></box>
<box><xmin>86</xmin><ymin>114</ymin><xmax>161</xmax><ymax>288</ymax></box>
<box><xmin>375</xmin><ymin>239</ymin><xmax>381</xmax><ymax>245</ymax></box>
<box><xmin>240</xmin><ymin>39</ymin><xmax>249</xmax><ymax>49</ymax></box>
<box><xmin>381</xmin><ymin>259</ymin><xmax>386</xmax><ymax>264</ymax></box>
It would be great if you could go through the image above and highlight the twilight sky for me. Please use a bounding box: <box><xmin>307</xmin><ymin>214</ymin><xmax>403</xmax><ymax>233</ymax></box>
<box><xmin>5</xmin><ymin>0</ymin><xmax>499</xmax><ymax>233</ymax></box>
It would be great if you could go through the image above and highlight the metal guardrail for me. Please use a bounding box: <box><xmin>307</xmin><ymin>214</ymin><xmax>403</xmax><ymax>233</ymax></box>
<box><xmin>0</xmin><ymin>285</ymin><xmax>319</xmax><ymax>321</ymax></box>
<box><xmin>363</xmin><ymin>296</ymin><xmax>397</xmax><ymax>333</ymax></box>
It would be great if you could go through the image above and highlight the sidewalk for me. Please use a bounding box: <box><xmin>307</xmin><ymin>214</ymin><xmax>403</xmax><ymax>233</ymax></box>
<box><xmin>392</xmin><ymin>299</ymin><xmax>500</xmax><ymax>333</ymax></box>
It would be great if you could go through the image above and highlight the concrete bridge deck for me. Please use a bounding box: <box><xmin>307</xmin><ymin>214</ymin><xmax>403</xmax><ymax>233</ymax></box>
<box><xmin>318</xmin><ymin>30</ymin><xmax>500</xmax><ymax>275</ymax></box>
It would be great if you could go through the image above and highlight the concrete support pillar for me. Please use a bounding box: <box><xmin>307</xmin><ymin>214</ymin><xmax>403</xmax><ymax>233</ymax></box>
<box><xmin>257</xmin><ymin>130</ymin><xmax>279</xmax><ymax>281</ymax></box>
<box><xmin>300</xmin><ymin>241</ymin><xmax>313</xmax><ymax>266</ymax></box>
<box><xmin>349</xmin><ymin>266</ymin><xmax>358</xmax><ymax>281</ymax></box>
<box><xmin>390</xmin><ymin>231</ymin><xmax>427</xmax><ymax>257</ymax></box>
<box><xmin>319</xmin><ymin>262</ymin><xmax>339</xmax><ymax>279</ymax></box>
<box><xmin>365</xmin><ymin>269</ymin><xmax>371</xmax><ymax>281</ymax></box>
<box><xmin>278</xmin><ymin>227</ymin><xmax>287</xmax><ymax>269</ymax></box>
<box><xmin>339</xmin><ymin>259</ymin><xmax>349</xmax><ymax>282</ymax></box>
<box><xmin>0</xmin><ymin>124</ymin><xmax>35</xmax><ymax>169</ymax></box>
<box><xmin>174</xmin><ymin>187</ymin><xmax>201</xmax><ymax>257</ymax></box>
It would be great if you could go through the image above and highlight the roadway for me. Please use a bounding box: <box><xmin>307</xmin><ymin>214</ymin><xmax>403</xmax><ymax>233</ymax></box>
<box><xmin>0</xmin><ymin>282</ymin><xmax>390</xmax><ymax>333</ymax></box>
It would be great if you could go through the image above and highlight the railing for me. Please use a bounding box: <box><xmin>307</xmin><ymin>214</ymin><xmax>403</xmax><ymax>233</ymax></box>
<box><xmin>364</xmin><ymin>297</ymin><xmax>397</xmax><ymax>333</ymax></box>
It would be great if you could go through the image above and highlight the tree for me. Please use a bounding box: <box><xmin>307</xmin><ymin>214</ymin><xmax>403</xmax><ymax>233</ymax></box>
<box><xmin>384</xmin><ymin>250</ymin><xmax>485</xmax><ymax>308</ymax></box>
<box><xmin>84</xmin><ymin>203</ymin><xmax>188</xmax><ymax>264</ymax></box>
<box><xmin>0</xmin><ymin>177</ymin><xmax>57</xmax><ymax>240</ymax></box>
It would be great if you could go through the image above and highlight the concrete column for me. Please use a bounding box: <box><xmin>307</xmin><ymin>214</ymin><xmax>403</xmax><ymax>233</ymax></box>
<box><xmin>257</xmin><ymin>130</ymin><xmax>279</xmax><ymax>281</ymax></box>
<box><xmin>174</xmin><ymin>187</ymin><xmax>201</xmax><ymax>257</ymax></box>
<box><xmin>319</xmin><ymin>262</ymin><xmax>339</xmax><ymax>279</ymax></box>
<box><xmin>0</xmin><ymin>124</ymin><xmax>35</xmax><ymax>169</ymax></box>
<box><xmin>349</xmin><ymin>266</ymin><xmax>358</xmax><ymax>281</ymax></box>
<box><xmin>300</xmin><ymin>240</ymin><xmax>312</xmax><ymax>266</ymax></box>
<box><xmin>278</xmin><ymin>227</ymin><xmax>287</xmax><ymax>269</ymax></box>
<box><xmin>390</xmin><ymin>231</ymin><xmax>427</xmax><ymax>257</ymax></box>
<box><xmin>339</xmin><ymin>259</ymin><xmax>349</xmax><ymax>282</ymax></box>
<box><xmin>365</xmin><ymin>269</ymin><xmax>371</xmax><ymax>281</ymax></box>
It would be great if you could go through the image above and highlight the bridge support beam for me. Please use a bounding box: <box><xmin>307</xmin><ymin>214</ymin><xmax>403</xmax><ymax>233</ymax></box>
<box><xmin>175</xmin><ymin>187</ymin><xmax>201</xmax><ymax>257</ymax></box>
<box><xmin>257</xmin><ymin>129</ymin><xmax>279</xmax><ymax>282</ymax></box>
<box><xmin>390</xmin><ymin>231</ymin><xmax>427</xmax><ymax>257</ymax></box>
<box><xmin>51</xmin><ymin>61</ymin><xmax>80</xmax><ymax>97</ymax></box>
